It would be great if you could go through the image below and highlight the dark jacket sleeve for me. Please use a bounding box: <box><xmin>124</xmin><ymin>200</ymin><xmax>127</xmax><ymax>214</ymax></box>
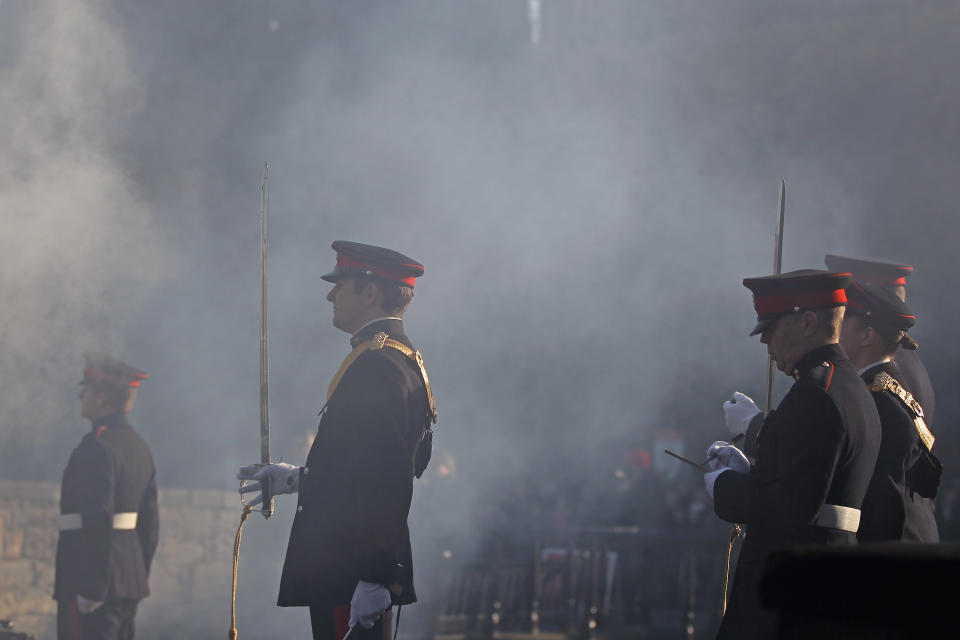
<box><xmin>329</xmin><ymin>353</ymin><xmax>419</xmax><ymax>586</ymax></box>
<box><xmin>714</xmin><ymin>390</ymin><xmax>844</xmax><ymax>528</ymax></box>
<box><xmin>137</xmin><ymin>468</ymin><xmax>160</xmax><ymax>574</ymax></box>
<box><xmin>743</xmin><ymin>411</ymin><xmax>765</xmax><ymax>457</ymax></box>
<box><xmin>858</xmin><ymin>392</ymin><xmax>915</xmax><ymax>540</ymax></box>
<box><xmin>75</xmin><ymin>441</ymin><xmax>116</xmax><ymax>601</ymax></box>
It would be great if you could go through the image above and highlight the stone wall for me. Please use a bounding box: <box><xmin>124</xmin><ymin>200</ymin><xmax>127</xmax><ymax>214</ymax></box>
<box><xmin>0</xmin><ymin>480</ymin><xmax>245</xmax><ymax>639</ymax></box>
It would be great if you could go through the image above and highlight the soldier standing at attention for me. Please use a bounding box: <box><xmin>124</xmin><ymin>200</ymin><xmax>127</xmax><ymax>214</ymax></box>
<box><xmin>238</xmin><ymin>241</ymin><xmax>438</xmax><ymax>640</ymax></box>
<box><xmin>55</xmin><ymin>352</ymin><xmax>159</xmax><ymax>640</ymax></box>
<box><xmin>824</xmin><ymin>255</ymin><xmax>935</xmax><ymax>428</ymax></box>
<box><xmin>839</xmin><ymin>280</ymin><xmax>941</xmax><ymax>542</ymax></box>
<box><xmin>704</xmin><ymin>270</ymin><xmax>881</xmax><ymax>640</ymax></box>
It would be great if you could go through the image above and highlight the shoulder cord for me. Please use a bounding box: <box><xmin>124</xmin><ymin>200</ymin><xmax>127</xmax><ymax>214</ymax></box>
<box><xmin>327</xmin><ymin>333</ymin><xmax>438</xmax><ymax>424</ymax></box>
<box><xmin>870</xmin><ymin>371</ymin><xmax>935</xmax><ymax>451</ymax></box>
<box><xmin>228</xmin><ymin>505</ymin><xmax>254</xmax><ymax>639</ymax></box>
<box><xmin>721</xmin><ymin>524</ymin><xmax>743</xmax><ymax>615</ymax></box>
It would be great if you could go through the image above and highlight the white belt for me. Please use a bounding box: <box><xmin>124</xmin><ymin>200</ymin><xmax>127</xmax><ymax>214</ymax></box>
<box><xmin>815</xmin><ymin>504</ymin><xmax>860</xmax><ymax>532</ymax></box>
<box><xmin>58</xmin><ymin>512</ymin><xmax>138</xmax><ymax>531</ymax></box>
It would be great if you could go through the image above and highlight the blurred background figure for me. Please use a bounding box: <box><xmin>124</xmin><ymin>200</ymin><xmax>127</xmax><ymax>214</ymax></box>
<box><xmin>54</xmin><ymin>352</ymin><xmax>158</xmax><ymax>640</ymax></box>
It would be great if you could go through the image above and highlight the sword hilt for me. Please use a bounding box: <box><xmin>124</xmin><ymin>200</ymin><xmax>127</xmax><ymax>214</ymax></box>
<box><xmin>260</xmin><ymin>473</ymin><xmax>273</xmax><ymax>519</ymax></box>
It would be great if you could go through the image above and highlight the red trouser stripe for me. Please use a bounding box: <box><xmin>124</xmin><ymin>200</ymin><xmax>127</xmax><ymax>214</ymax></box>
<box><xmin>69</xmin><ymin>600</ymin><xmax>83</xmax><ymax>640</ymax></box>
<box><xmin>333</xmin><ymin>605</ymin><xmax>350</xmax><ymax>640</ymax></box>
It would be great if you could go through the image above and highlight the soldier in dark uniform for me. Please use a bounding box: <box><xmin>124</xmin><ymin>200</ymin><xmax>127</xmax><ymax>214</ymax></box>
<box><xmin>839</xmin><ymin>280</ymin><xmax>941</xmax><ymax>542</ymax></box>
<box><xmin>54</xmin><ymin>352</ymin><xmax>159</xmax><ymax>640</ymax></box>
<box><xmin>704</xmin><ymin>270</ymin><xmax>881</xmax><ymax>640</ymax></box>
<box><xmin>824</xmin><ymin>254</ymin><xmax>935</xmax><ymax>428</ymax></box>
<box><xmin>238</xmin><ymin>241</ymin><xmax>437</xmax><ymax>640</ymax></box>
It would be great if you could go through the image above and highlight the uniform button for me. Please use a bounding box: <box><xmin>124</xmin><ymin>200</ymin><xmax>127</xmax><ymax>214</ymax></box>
<box><xmin>303</xmin><ymin>466</ymin><xmax>309</xmax><ymax>475</ymax></box>
<box><xmin>297</xmin><ymin>505</ymin><xmax>303</xmax><ymax>513</ymax></box>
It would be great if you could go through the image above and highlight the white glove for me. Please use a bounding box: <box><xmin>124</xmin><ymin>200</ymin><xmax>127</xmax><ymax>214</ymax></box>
<box><xmin>706</xmin><ymin>441</ymin><xmax>750</xmax><ymax>474</ymax></box>
<box><xmin>237</xmin><ymin>462</ymin><xmax>300</xmax><ymax>506</ymax></box>
<box><xmin>704</xmin><ymin>468</ymin><xmax>728</xmax><ymax>499</ymax></box>
<box><xmin>723</xmin><ymin>391</ymin><xmax>761</xmax><ymax>438</ymax></box>
<box><xmin>349</xmin><ymin>581</ymin><xmax>392</xmax><ymax>629</ymax></box>
<box><xmin>76</xmin><ymin>594</ymin><xmax>102</xmax><ymax>614</ymax></box>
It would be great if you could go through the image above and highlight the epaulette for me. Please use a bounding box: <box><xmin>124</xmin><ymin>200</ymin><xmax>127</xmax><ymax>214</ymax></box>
<box><xmin>369</xmin><ymin>332</ymin><xmax>438</xmax><ymax>424</ymax></box>
<box><xmin>326</xmin><ymin>333</ymin><xmax>438</xmax><ymax>424</ymax></box>
<box><xmin>869</xmin><ymin>371</ymin><xmax>934</xmax><ymax>451</ymax></box>
<box><xmin>797</xmin><ymin>360</ymin><xmax>836</xmax><ymax>392</ymax></box>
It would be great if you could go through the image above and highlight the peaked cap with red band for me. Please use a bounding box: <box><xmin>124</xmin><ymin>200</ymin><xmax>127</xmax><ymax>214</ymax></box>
<box><xmin>824</xmin><ymin>254</ymin><xmax>914</xmax><ymax>287</ymax></box>
<box><xmin>321</xmin><ymin>240</ymin><xmax>424</xmax><ymax>288</ymax></box>
<box><xmin>81</xmin><ymin>351</ymin><xmax>148</xmax><ymax>388</ymax></box>
<box><xmin>743</xmin><ymin>269</ymin><xmax>851</xmax><ymax>336</ymax></box>
<box><xmin>845</xmin><ymin>279</ymin><xmax>915</xmax><ymax>331</ymax></box>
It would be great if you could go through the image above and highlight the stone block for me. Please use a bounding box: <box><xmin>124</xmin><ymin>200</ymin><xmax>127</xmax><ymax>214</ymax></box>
<box><xmin>0</xmin><ymin>589</ymin><xmax>17</xmax><ymax>615</ymax></box>
<box><xmin>158</xmin><ymin>488</ymin><xmax>192</xmax><ymax>507</ymax></box>
<box><xmin>217</xmin><ymin>508</ymin><xmax>247</xmax><ymax>534</ymax></box>
<box><xmin>0</xmin><ymin>481</ymin><xmax>59</xmax><ymax>504</ymax></box>
<box><xmin>33</xmin><ymin>561</ymin><xmax>54</xmax><ymax>593</ymax></box>
<box><xmin>5</xmin><ymin>612</ymin><xmax>54</xmax><ymax>640</ymax></box>
<box><xmin>157</xmin><ymin>506</ymin><xmax>193</xmax><ymax>538</ymax></box>
<box><xmin>161</xmin><ymin>505</ymin><xmax>217</xmax><ymax>537</ymax></box>
<box><xmin>156</xmin><ymin>536</ymin><xmax>206</xmax><ymax>566</ymax></box>
<box><xmin>5</xmin><ymin>585</ymin><xmax>56</xmax><ymax>615</ymax></box>
<box><xmin>3</xmin><ymin>529</ymin><xmax>24</xmax><ymax>559</ymax></box>
<box><xmin>8</xmin><ymin>501</ymin><xmax>58</xmax><ymax>529</ymax></box>
<box><xmin>22</xmin><ymin>526</ymin><xmax>56</xmax><ymax>561</ymax></box>
<box><xmin>191</xmin><ymin>558</ymin><xmax>231</xmax><ymax>598</ymax></box>
<box><xmin>191</xmin><ymin>489</ymin><xmax>235</xmax><ymax>509</ymax></box>
<box><xmin>0</xmin><ymin>559</ymin><xmax>34</xmax><ymax>587</ymax></box>
<box><xmin>146</xmin><ymin>562</ymin><xmax>189</xmax><ymax>610</ymax></box>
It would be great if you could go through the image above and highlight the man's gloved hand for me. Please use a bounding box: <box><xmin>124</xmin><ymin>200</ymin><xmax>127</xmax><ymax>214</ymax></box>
<box><xmin>704</xmin><ymin>468</ymin><xmax>728</xmax><ymax>500</ymax></box>
<box><xmin>237</xmin><ymin>462</ymin><xmax>300</xmax><ymax>506</ymax></box>
<box><xmin>723</xmin><ymin>391</ymin><xmax>761</xmax><ymax>438</ymax></box>
<box><xmin>706</xmin><ymin>441</ymin><xmax>751</xmax><ymax>474</ymax></box>
<box><xmin>349</xmin><ymin>581</ymin><xmax>392</xmax><ymax>629</ymax></box>
<box><xmin>76</xmin><ymin>594</ymin><xmax>103</xmax><ymax>615</ymax></box>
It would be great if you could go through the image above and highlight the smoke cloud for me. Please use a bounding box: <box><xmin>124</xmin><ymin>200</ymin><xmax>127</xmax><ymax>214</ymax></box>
<box><xmin>2</xmin><ymin>0</ymin><xmax>959</xmax><ymax>636</ymax></box>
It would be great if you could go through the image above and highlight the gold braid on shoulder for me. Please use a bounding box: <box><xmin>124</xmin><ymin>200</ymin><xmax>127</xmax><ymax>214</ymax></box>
<box><xmin>869</xmin><ymin>371</ymin><xmax>935</xmax><ymax>451</ymax></box>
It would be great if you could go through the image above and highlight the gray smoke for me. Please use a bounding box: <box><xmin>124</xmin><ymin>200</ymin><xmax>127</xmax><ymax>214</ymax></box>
<box><xmin>2</xmin><ymin>0</ymin><xmax>959</xmax><ymax>636</ymax></box>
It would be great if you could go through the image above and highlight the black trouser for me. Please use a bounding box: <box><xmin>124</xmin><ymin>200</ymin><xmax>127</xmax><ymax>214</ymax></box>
<box><xmin>309</xmin><ymin>604</ymin><xmax>393</xmax><ymax>640</ymax></box>
<box><xmin>57</xmin><ymin>597</ymin><xmax>139</xmax><ymax>640</ymax></box>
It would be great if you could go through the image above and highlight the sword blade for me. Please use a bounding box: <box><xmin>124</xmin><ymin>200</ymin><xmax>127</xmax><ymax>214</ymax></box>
<box><xmin>664</xmin><ymin>448</ymin><xmax>708</xmax><ymax>472</ymax></box>
<box><xmin>764</xmin><ymin>178</ymin><xmax>786</xmax><ymax>416</ymax></box>
<box><xmin>260</xmin><ymin>162</ymin><xmax>273</xmax><ymax>518</ymax></box>
<box><xmin>772</xmin><ymin>178</ymin><xmax>785</xmax><ymax>274</ymax></box>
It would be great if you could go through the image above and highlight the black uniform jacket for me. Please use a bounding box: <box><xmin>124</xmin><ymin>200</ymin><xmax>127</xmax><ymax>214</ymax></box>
<box><xmin>893</xmin><ymin>345</ymin><xmax>935</xmax><ymax>428</ymax></box>
<box><xmin>857</xmin><ymin>361</ymin><xmax>940</xmax><ymax>543</ymax></box>
<box><xmin>54</xmin><ymin>413</ymin><xmax>159</xmax><ymax>602</ymax></box>
<box><xmin>712</xmin><ymin>344</ymin><xmax>881</xmax><ymax>640</ymax></box>
<box><xmin>278</xmin><ymin>318</ymin><xmax>431</xmax><ymax>608</ymax></box>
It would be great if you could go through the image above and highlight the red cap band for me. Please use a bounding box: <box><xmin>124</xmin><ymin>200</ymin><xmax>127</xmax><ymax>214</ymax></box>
<box><xmin>84</xmin><ymin>366</ymin><xmax>147</xmax><ymax>387</ymax></box>
<box><xmin>859</xmin><ymin>274</ymin><xmax>908</xmax><ymax>286</ymax></box>
<box><xmin>336</xmin><ymin>254</ymin><xmax>417</xmax><ymax>287</ymax></box>
<box><xmin>754</xmin><ymin>289</ymin><xmax>848</xmax><ymax>316</ymax></box>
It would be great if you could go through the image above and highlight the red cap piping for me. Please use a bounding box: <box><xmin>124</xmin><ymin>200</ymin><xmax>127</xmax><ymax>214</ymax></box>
<box><xmin>336</xmin><ymin>254</ymin><xmax>417</xmax><ymax>287</ymax></box>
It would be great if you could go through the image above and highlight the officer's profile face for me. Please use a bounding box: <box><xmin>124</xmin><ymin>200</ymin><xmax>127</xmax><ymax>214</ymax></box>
<box><xmin>760</xmin><ymin>314</ymin><xmax>798</xmax><ymax>372</ymax></box>
<box><xmin>326</xmin><ymin>276</ymin><xmax>377</xmax><ymax>333</ymax></box>
<box><xmin>78</xmin><ymin>382</ymin><xmax>105</xmax><ymax>420</ymax></box>
<box><xmin>838</xmin><ymin>313</ymin><xmax>866</xmax><ymax>362</ymax></box>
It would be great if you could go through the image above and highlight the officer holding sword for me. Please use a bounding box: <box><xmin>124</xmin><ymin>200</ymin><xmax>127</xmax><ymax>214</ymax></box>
<box><xmin>704</xmin><ymin>270</ymin><xmax>881</xmax><ymax>640</ymax></box>
<box><xmin>238</xmin><ymin>241</ymin><xmax>437</xmax><ymax>640</ymax></box>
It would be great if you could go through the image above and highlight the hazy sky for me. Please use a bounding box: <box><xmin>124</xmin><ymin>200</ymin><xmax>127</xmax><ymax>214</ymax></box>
<box><xmin>2</xmin><ymin>1</ymin><xmax>959</xmax><ymax>635</ymax></box>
